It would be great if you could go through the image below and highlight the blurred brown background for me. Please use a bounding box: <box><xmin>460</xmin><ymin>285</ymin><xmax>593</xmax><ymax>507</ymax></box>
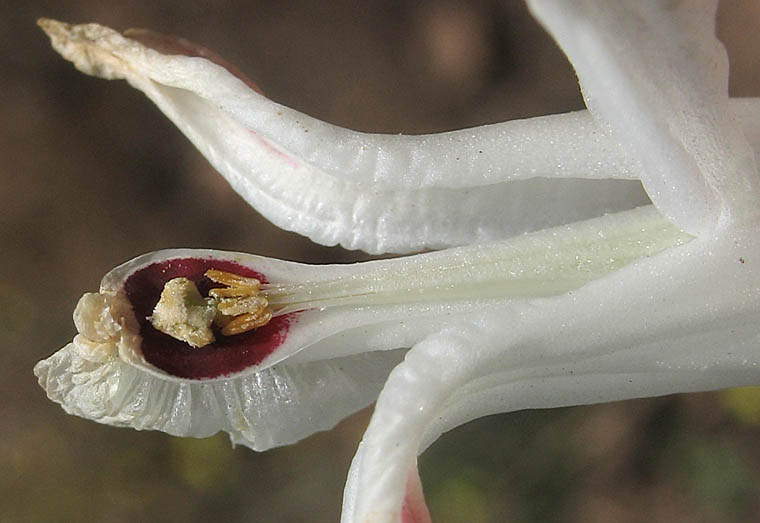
<box><xmin>3</xmin><ymin>1</ymin><xmax>760</xmax><ymax>521</ymax></box>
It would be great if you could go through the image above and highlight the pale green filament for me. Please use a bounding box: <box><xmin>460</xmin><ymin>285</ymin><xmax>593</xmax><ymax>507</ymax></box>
<box><xmin>262</xmin><ymin>206</ymin><xmax>692</xmax><ymax>316</ymax></box>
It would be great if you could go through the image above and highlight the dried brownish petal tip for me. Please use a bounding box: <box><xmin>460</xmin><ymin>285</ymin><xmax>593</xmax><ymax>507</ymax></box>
<box><xmin>37</xmin><ymin>17</ymin><xmax>60</xmax><ymax>32</ymax></box>
<box><xmin>37</xmin><ymin>18</ymin><xmax>131</xmax><ymax>81</ymax></box>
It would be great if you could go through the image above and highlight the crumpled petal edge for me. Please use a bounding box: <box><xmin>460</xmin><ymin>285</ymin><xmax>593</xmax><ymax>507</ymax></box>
<box><xmin>34</xmin><ymin>340</ymin><xmax>405</xmax><ymax>451</ymax></box>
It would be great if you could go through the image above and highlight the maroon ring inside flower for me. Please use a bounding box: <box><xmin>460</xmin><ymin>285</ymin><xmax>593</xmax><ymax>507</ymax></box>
<box><xmin>124</xmin><ymin>257</ymin><xmax>294</xmax><ymax>379</ymax></box>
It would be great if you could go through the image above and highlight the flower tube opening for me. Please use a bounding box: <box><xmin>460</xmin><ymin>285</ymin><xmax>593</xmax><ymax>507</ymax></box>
<box><xmin>122</xmin><ymin>257</ymin><xmax>297</xmax><ymax>380</ymax></box>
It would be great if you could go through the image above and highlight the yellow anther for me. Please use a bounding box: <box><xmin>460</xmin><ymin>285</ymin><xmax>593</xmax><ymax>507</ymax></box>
<box><xmin>217</xmin><ymin>295</ymin><xmax>268</xmax><ymax>317</ymax></box>
<box><xmin>208</xmin><ymin>286</ymin><xmax>257</xmax><ymax>298</ymax></box>
<box><xmin>221</xmin><ymin>310</ymin><xmax>273</xmax><ymax>336</ymax></box>
<box><xmin>205</xmin><ymin>269</ymin><xmax>261</xmax><ymax>290</ymax></box>
<box><xmin>204</xmin><ymin>269</ymin><xmax>272</xmax><ymax>335</ymax></box>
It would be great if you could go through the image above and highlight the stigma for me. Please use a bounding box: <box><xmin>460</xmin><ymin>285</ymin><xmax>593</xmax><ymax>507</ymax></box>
<box><xmin>150</xmin><ymin>269</ymin><xmax>273</xmax><ymax>347</ymax></box>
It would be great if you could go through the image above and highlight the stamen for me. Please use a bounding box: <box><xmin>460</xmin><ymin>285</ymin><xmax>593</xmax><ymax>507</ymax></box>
<box><xmin>222</xmin><ymin>310</ymin><xmax>273</xmax><ymax>336</ymax></box>
<box><xmin>205</xmin><ymin>269</ymin><xmax>261</xmax><ymax>290</ymax></box>
<box><xmin>203</xmin><ymin>268</ymin><xmax>273</xmax><ymax>338</ymax></box>
<box><xmin>208</xmin><ymin>286</ymin><xmax>258</xmax><ymax>298</ymax></box>
<box><xmin>148</xmin><ymin>269</ymin><xmax>275</xmax><ymax>347</ymax></box>
<box><xmin>217</xmin><ymin>295</ymin><xmax>268</xmax><ymax>317</ymax></box>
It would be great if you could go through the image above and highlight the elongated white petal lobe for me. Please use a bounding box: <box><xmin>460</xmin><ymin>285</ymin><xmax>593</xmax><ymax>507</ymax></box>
<box><xmin>38</xmin><ymin>19</ymin><xmax>641</xmax><ymax>188</ymax></box>
<box><xmin>38</xmin><ymin>19</ymin><xmax>760</xmax><ymax>251</ymax></box>
<box><xmin>39</xmin><ymin>18</ymin><xmax>657</xmax><ymax>253</ymax></box>
<box><xmin>528</xmin><ymin>0</ymin><xmax>760</xmax><ymax>233</ymax></box>
<box><xmin>147</xmin><ymin>84</ymin><xmax>649</xmax><ymax>253</ymax></box>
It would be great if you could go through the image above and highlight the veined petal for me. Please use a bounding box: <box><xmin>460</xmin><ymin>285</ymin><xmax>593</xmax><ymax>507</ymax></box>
<box><xmin>345</xmin><ymin>230</ymin><xmax>760</xmax><ymax>522</ymax></box>
<box><xmin>38</xmin><ymin>19</ymin><xmax>642</xmax><ymax>189</ymax></box>
<box><xmin>37</xmin><ymin>19</ymin><xmax>760</xmax><ymax>252</ymax></box>
<box><xmin>37</xmin><ymin>18</ymin><xmax>653</xmax><ymax>253</ymax></box>
<box><xmin>528</xmin><ymin>0</ymin><xmax>760</xmax><ymax>234</ymax></box>
<box><xmin>34</xmin><ymin>340</ymin><xmax>405</xmax><ymax>452</ymax></box>
<box><xmin>32</xmin><ymin>248</ymin><xmax>410</xmax><ymax>451</ymax></box>
<box><xmin>36</xmin><ymin>207</ymin><xmax>689</xmax><ymax>450</ymax></box>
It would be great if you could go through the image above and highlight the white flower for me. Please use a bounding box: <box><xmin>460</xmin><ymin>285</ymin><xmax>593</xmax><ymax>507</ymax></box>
<box><xmin>35</xmin><ymin>1</ymin><xmax>760</xmax><ymax>522</ymax></box>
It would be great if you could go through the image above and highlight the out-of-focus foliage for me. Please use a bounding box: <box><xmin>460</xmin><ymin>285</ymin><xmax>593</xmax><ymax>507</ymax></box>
<box><xmin>721</xmin><ymin>387</ymin><xmax>760</xmax><ymax>426</ymax></box>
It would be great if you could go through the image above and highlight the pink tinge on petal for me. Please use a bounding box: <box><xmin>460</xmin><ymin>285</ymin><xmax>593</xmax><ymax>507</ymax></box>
<box><xmin>124</xmin><ymin>257</ymin><xmax>295</xmax><ymax>379</ymax></box>
<box><xmin>123</xmin><ymin>28</ymin><xmax>265</xmax><ymax>94</ymax></box>
<box><xmin>246</xmin><ymin>128</ymin><xmax>301</xmax><ymax>169</ymax></box>
<box><xmin>401</xmin><ymin>465</ymin><xmax>432</xmax><ymax>523</ymax></box>
<box><xmin>122</xmin><ymin>29</ymin><xmax>300</xmax><ymax>171</ymax></box>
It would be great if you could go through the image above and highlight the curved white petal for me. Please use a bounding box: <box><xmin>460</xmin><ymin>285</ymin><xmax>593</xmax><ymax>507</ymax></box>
<box><xmin>38</xmin><ymin>19</ymin><xmax>760</xmax><ymax>252</ymax></box>
<box><xmin>34</xmin><ymin>339</ymin><xmax>405</xmax><ymax>451</ymax></box>
<box><xmin>38</xmin><ymin>19</ymin><xmax>653</xmax><ymax>253</ymax></box>
<box><xmin>422</xmin><ymin>318</ymin><xmax>760</xmax><ymax>454</ymax></box>
<box><xmin>109</xmin><ymin>209</ymin><xmax>690</xmax><ymax>375</ymax></box>
<box><xmin>39</xmin><ymin>19</ymin><xmax>641</xmax><ymax>189</ymax></box>
<box><xmin>346</xmin><ymin>229</ymin><xmax>760</xmax><ymax>522</ymax></box>
<box><xmin>528</xmin><ymin>0</ymin><xmax>760</xmax><ymax>234</ymax></box>
<box><xmin>735</xmin><ymin>98</ymin><xmax>760</xmax><ymax>150</ymax></box>
<box><xmin>160</xmin><ymin>86</ymin><xmax>651</xmax><ymax>252</ymax></box>
<box><xmin>126</xmin><ymin>83</ymin><xmax>650</xmax><ymax>253</ymax></box>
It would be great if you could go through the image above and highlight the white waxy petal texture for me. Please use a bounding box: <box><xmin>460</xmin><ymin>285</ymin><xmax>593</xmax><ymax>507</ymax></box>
<box><xmin>34</xmin><ymin>338</ymin><xmax>406</xmax><ymax>451</ymax></box>
<box><xmin>346</xmin><ymin>229</ymin><xmax>760</xmax><ymax>522</ymax></box>
<box><xmin>38</xmin><ymin>19</ymin><xmax>760</xmax><ymax>252</ymax></box>
<box><xmin>528</xmin><ymin>0</ymin><xmax>760</xmax><ymax>233</ymax></box>
<box><xmin>39</xmin><ymin>19</ymin><xmax>655</xmax><ymax>253</ymax></box>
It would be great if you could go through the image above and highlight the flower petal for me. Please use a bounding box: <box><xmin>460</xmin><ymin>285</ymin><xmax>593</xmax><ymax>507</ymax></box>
<box><xmin>39</xmin><ymin>18</ymin><xmax>655</xmax><ymax>253</ymax></box>
<box><xmin>38</xmin><ymin>19</ymin><xmax>642</xmax><ymax>188</ymax></box>
<box><xmin>34</xmin><ymin>339</ymin><xmax>405</xmax><ymax>451</ymax></box>
<box><xmin>528</xmin><ymin>0</ymin><xmax>760</xmax><ymax>234</ymax></box>
<box><xmin>345</xmin><ymin>230</ymin><xmax>760</xmax><ymax>521</ymax></box>
<box><xmin>38</xmin><ymin>19</ymin><xmax>760</xmax><ymax>252</ymax></box>
<box><xmin>42</xmin><ymin>207</ymin><xmax>687</xmax><ymax>377</ymax></box>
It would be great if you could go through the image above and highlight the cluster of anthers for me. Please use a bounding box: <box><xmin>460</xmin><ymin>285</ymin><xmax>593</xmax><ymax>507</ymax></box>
<box><xmin>150</xmin><ymin>269</ymin><xmax>273</xmax><ymax>348</ymax></box>
<box><xmin>206</xmin><ymin>269</ymin><xmax>272</xmax><ymax>335</ymax></box>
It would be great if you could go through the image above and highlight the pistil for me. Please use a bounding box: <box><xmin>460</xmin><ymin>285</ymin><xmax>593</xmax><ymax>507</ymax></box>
<box><xmin>150</xmin><ymin>269</ymin><xmax>274</xmax><ymax>347</ymax></box>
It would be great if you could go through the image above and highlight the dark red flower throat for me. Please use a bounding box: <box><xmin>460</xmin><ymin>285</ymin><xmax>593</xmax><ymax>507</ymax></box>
<box><xmin>124</xmin><ymin>258</ymin><xmax>293</xmax><ymax>379</ymax></box>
